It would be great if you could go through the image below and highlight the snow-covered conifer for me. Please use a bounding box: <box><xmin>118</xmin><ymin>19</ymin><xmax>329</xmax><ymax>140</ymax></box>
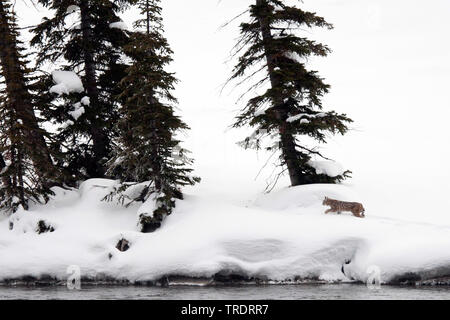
<box><xmin>104</xmin><ymin>0</ymin><xmax>200</xmax><ymax>232</ymax></box>
<box><xmin>0</xmin><ymin>1</ymin><xmax>60</xmax><ymax>213</ymax></box>
<box><xmin>229</xmin><ymin>0</ymin><xmax>352</xmax><ymax>188</ymax></box>
<box><xmin>31</xmin><ymin>0</ymin><xmax>133</xmax><ymax>180</ymax></box>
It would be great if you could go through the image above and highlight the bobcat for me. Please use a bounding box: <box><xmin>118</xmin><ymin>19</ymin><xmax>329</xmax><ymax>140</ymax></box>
<box><xmin>322</xmin><ymin>197</ymin><xmax>365</xmax><ymax>218</ymax></box>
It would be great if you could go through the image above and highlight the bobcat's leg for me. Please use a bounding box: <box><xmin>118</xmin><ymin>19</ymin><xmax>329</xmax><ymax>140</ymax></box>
<box><xmin>324</xmin><ymin>208</ymin><xmax>333</xmax><ymax>214</ymax></box>
<box><xmin>352</xmin><ymin>211</ymin><xmax>362</xmax><ymax>218</ymax></box>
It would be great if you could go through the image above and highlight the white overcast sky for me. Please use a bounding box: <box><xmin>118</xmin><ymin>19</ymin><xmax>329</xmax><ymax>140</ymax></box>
<box><xmin>13</xmin><ymin>0</ymin><xmax>450</xmax><ymax>223</ymax></box>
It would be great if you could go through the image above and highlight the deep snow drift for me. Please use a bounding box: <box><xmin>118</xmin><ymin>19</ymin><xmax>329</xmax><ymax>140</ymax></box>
<box><xmin>0</xmin><ymin>179</ymin><xmax>449</xmax><ymax>285</ymax></box>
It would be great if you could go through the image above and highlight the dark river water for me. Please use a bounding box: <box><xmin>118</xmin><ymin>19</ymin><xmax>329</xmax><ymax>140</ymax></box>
<box><xmin>0</xmin><ymin>284</ymin><xmax>449</xmax><ymax>300</ymax></box>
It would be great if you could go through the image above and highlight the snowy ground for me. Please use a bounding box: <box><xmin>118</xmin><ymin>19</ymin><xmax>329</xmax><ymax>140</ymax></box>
<box><xmin>0</xmin><ymin>179</ymin><xmax>449</xmax><ymax>285</ymax></box>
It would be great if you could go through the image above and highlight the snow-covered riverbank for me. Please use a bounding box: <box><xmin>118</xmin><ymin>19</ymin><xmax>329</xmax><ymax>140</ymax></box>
<box><xmin>1</xmin><ymin>179</ymin><xmax>449</xmax><ymax>285</ymax></box>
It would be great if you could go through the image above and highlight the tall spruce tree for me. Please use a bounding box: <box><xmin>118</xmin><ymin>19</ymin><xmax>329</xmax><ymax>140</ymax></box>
<box><xmin>230</xmin><ymin>0</ymin><xmax>352</xmax><ymax>188</ymax></box>
<box><xmin>0</xmin><ymin>1</ymin><xmax>59</xmax><ymax>213</ymax></box>
<box><xmin>31</xmin><ymin>0</ymin><xmax>132</xmax><ymax>180</ymax></box>
<box><xmin>104</xmin><ymin>0</ymin><xmax>200</xmax><ymax>232</ymax></box>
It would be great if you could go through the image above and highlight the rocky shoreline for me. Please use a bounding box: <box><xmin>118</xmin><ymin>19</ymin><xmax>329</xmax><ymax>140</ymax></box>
<box><xmin>1</xmin><ymin>273</ymin><xmax>449</xmax><ymax>287</ymax></box>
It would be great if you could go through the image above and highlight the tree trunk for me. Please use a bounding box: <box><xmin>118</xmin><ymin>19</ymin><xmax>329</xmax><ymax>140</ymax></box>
<box><xmin>146</xmin><ymin>0</ymin><xmax>150</xmax><ymax>35</ymax></box>
<box><xmin>145</xmin><ymin>2</ymin><xmax>161</xmax><ymax>191</ymax></box>
<box><xmin>0</xmin><ymin>154</ymin><xmax>6</xmax><ymax>173</ymax></box>
<box><xmin>16</xmin><ymin>147</ymin><xmax>27</xmax><ymax>209</ymax></box>
<box><xmin>0</xmin><ymin>1</ymin><xmax>55</xmax><ymax>185</ymax></box>
<box><xmin>0</xmin><ymin>153</ymin><xmax>11</xmax><ymax>188</ymax></box>
<box><xmin>256</xmin><ymin>0</ymin><xmax>303</xmax><ymax>186</ymax></box>
<box><xmin>79</xmin><ymin>0</ymin><xmax>108</xmax><ymax>177</ymax></box>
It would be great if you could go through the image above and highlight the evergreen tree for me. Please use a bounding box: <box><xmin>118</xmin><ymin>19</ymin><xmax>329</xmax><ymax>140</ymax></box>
<box><xmin>31</xmin><ymin>0</ymin><xmax>132</xmax><ymax>180</ymax></box>
<box><xmin>0</xmin><ymin>1</ymin><xmax>59</xmax><ymax>213</ymax></box>
<box><xmin>104</xmin><ymin>0</ymin><xmax>200</xmax><ymax>232</ymax></box>
<box><xmin>230</xmin><ymin>0</ymin><xmax>352</xmax><ymax>188</ymax></box>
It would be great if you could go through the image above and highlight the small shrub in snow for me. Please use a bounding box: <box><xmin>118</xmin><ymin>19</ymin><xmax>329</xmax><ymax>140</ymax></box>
<box><xmin>36</xmin><ymin>220</ymin><xmax>55</xmax><ymax>234</ymax></box>
<box><xmin>115</xmin><ymin>238</ymin><xmax>130</xmax><ymax>252</ymax></box>
<box><xmin>9</xmin><ymin>212</ymin><xmax>55</xmax><ymax>234</ymax></box>
<box><xmin>138</xmin><ymin>213</ymin><xmax>163</xmax><ymax>233</ymax></box>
